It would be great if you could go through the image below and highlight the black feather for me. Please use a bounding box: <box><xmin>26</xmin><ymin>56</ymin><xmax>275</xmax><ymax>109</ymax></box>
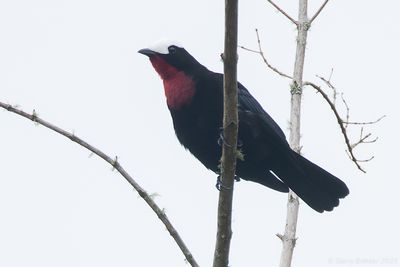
<box><xmin>140</xmin><ymin>46</ymin><xmax>349</xmax><ymax>212</ymax></box>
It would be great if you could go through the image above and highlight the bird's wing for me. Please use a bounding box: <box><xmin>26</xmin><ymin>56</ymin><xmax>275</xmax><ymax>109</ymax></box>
<box><xmin>237</xmin><ymin>82</ymin><xmax>287</xmax><ymax>142</ymax></box>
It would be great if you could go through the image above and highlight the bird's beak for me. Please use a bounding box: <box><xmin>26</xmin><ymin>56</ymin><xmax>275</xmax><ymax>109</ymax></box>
<box><xmin>138</xmin><ymin>48</ymin><xmax>156</xmax><ymax>57</ymax></box>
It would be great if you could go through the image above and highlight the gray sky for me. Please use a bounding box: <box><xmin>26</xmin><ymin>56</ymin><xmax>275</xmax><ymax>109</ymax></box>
<box><xmin>1</xmin><ymin>1</ymin><xmax>399</xmax><ymax>266</ymax></box>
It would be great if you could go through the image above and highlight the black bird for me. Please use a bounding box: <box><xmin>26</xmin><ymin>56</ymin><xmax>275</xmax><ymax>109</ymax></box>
<box><xmin>139</xmin><ymin>42</ymin><xmax>349</xmax><ymax>212</ymax></box>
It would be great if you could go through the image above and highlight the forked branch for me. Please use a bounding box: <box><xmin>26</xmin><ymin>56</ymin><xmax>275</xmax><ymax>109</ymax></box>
<box><xmin>304</xmin><ymin>79</ymin><xmax>383</xmax><ymax>173</ymax></box>
<box><xmin>241</xmin><ymin>30</ymin><xmax>383</xmax><ymax>173</ymax></box>
<box><xmin>266</xmin><ymin>0</ymin><xmax>332</xmax><ymax>25</ymax></box>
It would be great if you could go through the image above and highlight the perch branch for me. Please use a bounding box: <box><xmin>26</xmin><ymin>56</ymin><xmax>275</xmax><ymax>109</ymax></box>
<box><xmin>212</xmin><ymin>0</ymin><xmax>239</xmax><ymax>266</ymax></box>
<box><xmin>0</xmin><ymin>101</ymin><xmax>199</xmax><ymax>267</ymax></box>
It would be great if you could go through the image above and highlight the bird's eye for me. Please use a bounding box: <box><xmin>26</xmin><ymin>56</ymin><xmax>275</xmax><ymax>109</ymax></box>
<box><xmin>169</xmin><ymin>46</ymin><xmax>177</xmax><ymax>54</ymax></box>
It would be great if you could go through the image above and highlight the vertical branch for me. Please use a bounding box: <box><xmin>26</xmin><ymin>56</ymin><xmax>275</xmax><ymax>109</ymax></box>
<box><xmin>279</xmin><ymin>1</ymin><xmax>308</xmax><ymax>267</ymax></box>
<box><xmin>212</xmin><ymin>0</ymin><xmax>238</xmax><ymax>266</ymax></box>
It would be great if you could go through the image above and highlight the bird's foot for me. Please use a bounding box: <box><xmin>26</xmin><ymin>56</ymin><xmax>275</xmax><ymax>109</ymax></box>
<box><xmin>215</xmin><ymin>175</ymin><xmax>240</xmax><ymax>191</ymax></box>
<box><xmin>215</xmin><ymin>175</ymin><xmax>232</xmax><ymax>191</ymax></box>
<box><xmin>217</xmin><ymin>127</ymin><xmax>243</xmax><ymax>148</ymax></box>
<box><xmin>217</xmin><ymin>130</ymin><xmax>232</xmax><ymax>148</ymax></box>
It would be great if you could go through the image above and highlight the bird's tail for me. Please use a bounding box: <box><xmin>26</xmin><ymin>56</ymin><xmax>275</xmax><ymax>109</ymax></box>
<box><xmin>273</xmin><ymin>151</ymin><xmax>349</xmax><ymax>212</ymax></box>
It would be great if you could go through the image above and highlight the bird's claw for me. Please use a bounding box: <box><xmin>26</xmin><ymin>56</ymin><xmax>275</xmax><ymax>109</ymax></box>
<box><xmin>237</xmin><ymin>139</ymin><xmax>243</xmax><ymax>148</ymax></box>
<box><xmin>217</xmin><ymin>127</ymin><xmax>243</xmax><ymax>148</ymax></box>
<box><xmin>218</xmin><ymin>131</ymin><xmax>232</xmax><ymax>148</ymax></box>
<box><xmin>215</xmin><ymin>175</ymin><xmax>240</xmax><ymax>191</ymax></box>
<box><xmin>216</xmin><ymin>175</ymin><xmax>231</xmax><ymax>191</ymax></box>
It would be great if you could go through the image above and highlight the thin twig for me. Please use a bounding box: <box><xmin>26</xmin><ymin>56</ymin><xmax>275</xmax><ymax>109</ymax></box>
<box><xmin>0</xmin><ymin>101</ymin><xmax>199</xmax><ymax>267</ymax></box>
<box><xmin>304</xmin><ymin>81</ymin><xmax>374</xmax><ymax>173</ymax></box>
<box><xmin>352</xmin><ymin>131</ymin><xmax>378</xmax><ymax>148</ymax></box>
<box><xmin>239</xmin><ymin>46</ymin><xmax>259</xmax><ymax>54</ymax></box>
<box><xmin>239</xmin><ymin>29</ymin><xmax>292</xmax><ymax>79</ymax></box>
<box><xmin>317</xmin><ymin>74</ymin><xmax>335</xmax><ymax>89</ymax></box>
<box><xmin>255</xmin><ymin>29</ymin><xmax>293</xmax><ymax>79</ymax></box>
<box><xmin>266</xmin><ymin>0</ymin><xmax>298</xmax><ymax>25</ymax></box>
<box><xmin>306</xmin><ymin>77</ymin><xmax>383</xmax><ymax>171</ymax></box>
<box><xmin>328</xmin><ymin>68</ymin><xmax>334</xmax><ymax>82</ymax></box>
<box><xmin>317</xmin><ymin>72</ymin><xmax>337</xmax><ymax>105</ymax></box>
<box><xmin>309</xmin><ymin>0</ymin><xmax>331</xmax><ymax>24</ymax></box>
<box><xmin>340</xmin><ymin>93</ymin><xmax>351</xmax><ymax>128</ymax></box>
<box><xmin>344</xmin><ymin>115</ymin><xmax>386</xmax><ymax>125</ymax></box>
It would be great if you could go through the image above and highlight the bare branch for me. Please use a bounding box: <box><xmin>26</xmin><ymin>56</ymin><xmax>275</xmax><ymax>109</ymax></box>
<box><xmin>305</xmin><ymin>81</ymin><xmax>360</xmax><ymax>168</ymax></box>
<box><xmin>317</xmin><ymin>73</ymin><xmax>335</xmax><ymax>89</ymax></box>
<box><xmin>309</xmin><ymin>0</ymin><xmax>331</xmax><ymax>24</ymax></box>
<box><xmin>305</xmin><ymin>73</ymin><xmax>384</xmax><ymax>173</ymax></box>
<box><xmin>266</xmin><ymin>0</ymin><xmax>298</xmax><ymax>25</ymax></box>
<box><xmin>279</xmin><ymin>1</ymin><xmax>307</xmax><ymax>266</ymax></box>
<box><xmin>239</xmin><ymin>46</ymin><xmax>259</xmax><ymax>54</ymax></box>
<box><xmin>304</xmin><ymin>81</ymin><xmax>380</xmax><ymax>173</ymax></box>
<box><xmin>358</xmin><ymin>156</ymin><xmax>375</xmax><ymax>162</ymax></box>
<box><xmin>317</xmin><ymin>70</ymin><xmax>337</xmax><ymax>104</ymax></box>
<box><xmin>344</xmin><ymin>115</ymin><xmax>386</xmax><ymax>126</ymax></box>
<box><xmin>0</xmin><ymin>101</ymin><xmax>199</xmax><ymax>267</ymax></box>
<box><xmin>213</xmin><ymin>0</ymin><xmax>239</xmax><ymax>266</ymax></box>
<box><xmin>328</xmin><ymin>68</ymin><xmax>334</xmax><ymax>82</ymax></box>
<box><xmin>255</xmin><ymin>29</ymin><xmax>292</xmax><ymax>79</ymax></box>
<box><xmin>345</xmin><ymin>150</ymin><xmax>374</xmax><ymax>163</ymax></box>
<box><xmin>351</xmin><ymin>128</ymin><xmax>378</xmax><ymax>149</ymax></box>
<box><xmin>340</xmin><ymin>93</ymin><xmax>351</xmax><ymax>128</ymax></box>
<box><xmin>240</xmin><ymin>23</ymin><xmax>382</xmax><ymax>175</ymax></box>
<box><xmin>239</xmin><ymin>29</ymin><xmax>292</xmax><ymax>79</ymax></box>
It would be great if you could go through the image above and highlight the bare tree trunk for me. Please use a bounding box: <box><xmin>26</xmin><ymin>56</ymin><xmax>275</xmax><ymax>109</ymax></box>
<box><xmin>279</xmin><ymin>1</ymin><xmax>308</xmax><ymax>267</ymax></box>
<box><xmin>212</xmin><ymin>0</ymin><xmax>238</xmax><ymax>266</ymax></box>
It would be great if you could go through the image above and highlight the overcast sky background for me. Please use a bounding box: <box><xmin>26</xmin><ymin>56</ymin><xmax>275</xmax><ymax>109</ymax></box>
<box><xmin>1</xmin><ymin>1</ymin><xmax>399</xmax><ymax>266</ymax></box>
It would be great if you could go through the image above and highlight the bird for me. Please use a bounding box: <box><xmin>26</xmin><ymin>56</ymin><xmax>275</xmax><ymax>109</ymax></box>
<box><xmin>138</xmin><ymin>41</ymin><xmax>349</xmax><ymax>212</ymax></box>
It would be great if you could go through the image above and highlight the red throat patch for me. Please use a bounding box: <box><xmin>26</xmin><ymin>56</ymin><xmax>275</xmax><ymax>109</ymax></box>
<box><xmin>149</xmin><ymin>56</ymin><xmax>195</xmax><ymax>109</ymax></box>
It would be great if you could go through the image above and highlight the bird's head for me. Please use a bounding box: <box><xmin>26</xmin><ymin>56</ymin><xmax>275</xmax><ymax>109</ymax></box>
<box><xmin>138</xmin><ymin>41</ymin><xmax>204</xmax><ymax>80</ymax></box>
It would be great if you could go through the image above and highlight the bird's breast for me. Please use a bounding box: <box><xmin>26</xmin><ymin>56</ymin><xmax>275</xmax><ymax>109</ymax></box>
<box><xmin>163</xmin><ymin>72</ymin><xmax>196</xmax><ymax>110</ymax></box>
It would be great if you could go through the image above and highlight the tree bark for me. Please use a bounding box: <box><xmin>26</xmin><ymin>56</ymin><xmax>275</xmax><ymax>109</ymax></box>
<box><xmin>212</xmin><ymin>0</ymin><xmax>238</xmax><ymax>266</ymax></box>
